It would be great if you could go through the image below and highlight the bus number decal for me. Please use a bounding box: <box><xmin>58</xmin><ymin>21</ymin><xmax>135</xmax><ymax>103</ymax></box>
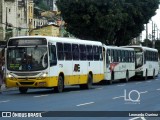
<box><xmin>74</xmin><ymin>64</ymin><xmax>80</xmax><ymax>72</ymax></box>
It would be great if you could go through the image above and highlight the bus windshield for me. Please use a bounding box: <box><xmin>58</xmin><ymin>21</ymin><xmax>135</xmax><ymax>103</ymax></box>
<box><xmin>7</xmin><ymin>47</ymin><xmax>48</xmax><ymax>71</ymax></box>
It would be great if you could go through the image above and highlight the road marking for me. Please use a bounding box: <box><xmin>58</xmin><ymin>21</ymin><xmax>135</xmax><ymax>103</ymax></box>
<box><xmin>129</xmin><ymin>117</ymin><xmax>146</xmax><ymax>120</ymax></box>
<box><xmin>136</xmin><ymin>82</ymin><xmax>142</xmax><ymax>84</ymax></box>
<box><xmin>70</xmin><ymin>91</ymin><xmax>81</xmax><ymax>93</ymax></box>
<box><xmin>112</xmin><ymin>96</ymin><xmax>124</xmax><ymax>100</ymax></box>
<box><xmin>0</xmin><ymin>100</ymin><xmax>10</xmax><ymax>103</ymax></box>
<box><xmin>117</xmin><ymin>84</ymin><xmax>126</xmax><ymax>87</ymax></box>
<box><xmin>155</xmin><ymin>79</ymin><xmax>159</xmax><ymax>81</ymax></box>
<box><xmin>96</xmin><ymin>87</ymin><xmax>103</xmax><ymax>90</ymax></box>
<box><xmin>146</xmin><ymin>81</ymin><xmax>152</xmax><ymax>83</ymax></box>
<box><xmin>139</xmin><ymin>91</ymin><xmax>148</xmax><ymax>94</ymax></box>
<box><xmin>157</xmin><ymin>88</ymin><xmax>160</xmax><ymax>91</ymax></box>
<box><xmin>141</xmin><ymin>117</ymin><xmax>146</xmax><ymax>120</ymax></box>
<box><xmin>34</xmin><ymin>95</ymin><xmax>48</xmax><ymax>98</ymax></box>
<box><xmin>76</xmin><ymin>102</ymin><xmax>94</xmax><ymax>107</ymax></box>
<box><xmin>129</xmin><ymin>117</ymin><xmax>140</xmax><ymax>120</ymax></box>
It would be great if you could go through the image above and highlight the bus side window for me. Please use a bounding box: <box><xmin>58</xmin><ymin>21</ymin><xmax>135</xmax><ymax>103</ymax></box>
<box><xmin>49</xmin><ymin>44</ymin><xmax>57</xmax><ymax>66</ymax></box>
<box><xmin>79</xmin><ymin>44</ymin><xmax>86</xmax><ymax>60</ymax></box>
<box><xmin>72</xmin><ymin>44</ymin><xmax>79</xmax><ymax>60</ymax></box>
<box><xmin>64</xmin><ymin>43</ymin><xmax>72</xmax><ymax>60</ymax></box>
<box><xmin>107</xmin><ymin>49</ymin><xmax>110</xmax><ymax>64</ymax></box>
<box><xmin>111</xmin><ymin>49</ymin><xmax>113</xmax><ymax>62</ymax></box>
<box><xmin>93</xmin><ymin>46</ymin><xmax>99</xmax><ymax>61</ymax></box>
<box><xmin>86</xmin><ymin>45</ymin><xmax>93</xmax><ymax>61</ymax></box>
<box><xmin>57</xmin><ymin>42</ymin><xmax>64</xmax><ymax>60</ymax></box>
<box><xmin>99</xmin><ymin>46</ymin><xmax>103</xmax><ymax>61</ymax></box>
<box><xmin>122</xmin><ymin>50</ymin><xmax>124</xmax><ymax>62</ymax></box>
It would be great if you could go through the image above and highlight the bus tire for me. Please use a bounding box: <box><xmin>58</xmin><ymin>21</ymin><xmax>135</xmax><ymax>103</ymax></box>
<box><xmin>144</xmin><ymin>70</ymin><xmax>148</xmax><ymax>81</ymax></box>
<box><xmin>125</xmin><ymin>70</ymin><xmax>129</xmax><ymax>82</ymax></box>
<box><xmin>80</xmin><ymin>74</ymin><xmax>92</xmax><ymax>89</ymax></box>
<box><xmin>108</xmin><ymin>72</ymin><xmax>114</xmax><ymax>85</ymax></box>
<box><xmin>152</xmin><ymin>69</ymin><xmax>155</xmax><ymax>79</ymax></box>
<box><xmin>19</xmin><ymin>87</ymin><xmax>28</xmax><ymax>94</ymax></box>
<box><xmin>54</xmin><ymin>75</ymin><xmax>64</xmax><ymax>93</ymax></box>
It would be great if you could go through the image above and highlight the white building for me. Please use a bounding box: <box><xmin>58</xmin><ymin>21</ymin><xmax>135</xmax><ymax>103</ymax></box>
<box><xmin>1</xmin><ymin>0</ymin><xmax>28</xmax><ymax>41</ymax></box>
<box><xmin>53</xmin><ymin>0</ymin><xmax>58</xmax><ymax>11</ymax></box>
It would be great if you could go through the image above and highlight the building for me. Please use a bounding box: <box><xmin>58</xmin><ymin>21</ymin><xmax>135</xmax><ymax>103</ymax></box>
<box><xmin>29</xmin><ymin>24</ymin><xmax>60</xmax><ymax>37</ymax></box>
<box><xmin>43</xmin><ymin>0</ymin><xmax>58</xmax><ymax>11</ymax></box>
<box><xmin>0</xmin><ymin>0</ymin><xmax>49</xmax><ymax>41</ymax></box>
<box><xmin>53</xmin><ymin>0</ymin><xmax>58</xmax><ymax>11</ymax></box>
<box><xmin>0</xmin><ymin>0</ymin><xmax>3</xmax><ymax>41</ymax></box>
<box><xmin>0</xmin><ymin>0</ymin><xmax>28</xmax><ymax>41</ymax></box>
<box><xmin>27</xmin><ymin>0</ymin><xmax>34</xmax><ymax>31</ymax></box>
<box><xmin>27</xmin><ymin>0</ymin><xmax>48</xmax><ymax>32</ymax></box>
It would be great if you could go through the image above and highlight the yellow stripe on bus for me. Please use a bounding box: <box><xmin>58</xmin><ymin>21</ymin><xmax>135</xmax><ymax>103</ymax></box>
<box><xmin>6</xmin><ymin>74</ymin><xmax>104</xmax><ymax>88</ymax></box>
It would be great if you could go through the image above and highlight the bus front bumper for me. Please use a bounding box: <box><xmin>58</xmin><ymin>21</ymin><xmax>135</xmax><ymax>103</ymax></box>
<box><xmin>6</xmin><ymin>77</ymin><xmax>58</xmax><ymax>88</ymax></box>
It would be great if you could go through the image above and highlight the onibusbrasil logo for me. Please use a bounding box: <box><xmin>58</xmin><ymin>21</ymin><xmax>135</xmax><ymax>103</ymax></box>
<box><xmin>124</xmin><ymin>89</ymin><xmax>141</xmax><ymax>104</ymax></box>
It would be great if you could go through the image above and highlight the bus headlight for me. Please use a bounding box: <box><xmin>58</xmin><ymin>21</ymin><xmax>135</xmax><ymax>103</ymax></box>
<box><xmin>37</xmin><ymin>72</ymin><xmax>48</xmax><ymax>80</ymax></box>
<box><xmin>7</xmin><ymin>74</ymin><xmax>15</xmax><ymax>80</ymax></box>
<box><xmin>42</xmin><ymin>73</ymin><xmax>47</xmax><ymax>77</ymax></box>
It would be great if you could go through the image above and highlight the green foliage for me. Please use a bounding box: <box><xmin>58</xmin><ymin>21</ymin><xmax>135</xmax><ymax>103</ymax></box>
<box><xmin>141</xmin><ymin>39</ymin><xmax>152</xmax><ymax>47</ymax></box>
<box><xmin>155</xmin><ymin>40</ymin><xmax>160</xmax><ymax>53</ymax></box>
<box><xmin>141</xmin><ymin>39</ymin><xmax>160</xmax><ymax>54</ymax></box>
<box><xmin>56</xmin><ymin>0</ymin><xmax>159</xmax><ymax>46</ymax></box>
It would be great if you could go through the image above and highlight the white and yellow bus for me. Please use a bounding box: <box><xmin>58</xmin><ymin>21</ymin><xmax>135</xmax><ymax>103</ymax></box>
<box><xmin>5</xmin><ymin>36</ymin><xmax>104</xmax><ymax>93</ymax></box>
<box><xmin>103</xmin><ymin>45</ymin><xmax>135</xmax><ymax>84</ymax></box>
<box><xmin>123</xmin><ymin>46</ymin><xmax>159</xmax><ymax>80</ymax></box>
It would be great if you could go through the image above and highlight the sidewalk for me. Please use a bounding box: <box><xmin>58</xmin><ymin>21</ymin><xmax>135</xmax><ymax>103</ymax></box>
<box><xmin>1</xmin><ymin>84</ymin><xmax>17</xmax><ymax>92</ymax></box>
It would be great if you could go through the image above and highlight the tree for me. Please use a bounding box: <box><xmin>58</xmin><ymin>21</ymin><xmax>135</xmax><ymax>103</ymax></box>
<box><xmin>56</xmin><ymin>0</ymin><xmax>159</xmax><ymax>46</ymax></box>
<box><xmin>141</xmin><ymin>39</ymin><xmax>152</xmax><ymax>47</ymax></box>
<box><xmin>155</xmin><ymin>40</ymin><xmax>160</xmax><ymax>54</ymax></box>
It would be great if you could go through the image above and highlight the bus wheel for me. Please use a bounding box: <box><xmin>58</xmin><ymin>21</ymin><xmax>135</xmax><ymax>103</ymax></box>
<box><xmin>125</xmin><ymin>71</ymin><xmax>129</xmax><ymax>82</ymax></box>
<box><xmin>144</xmin><ymin>70</ymin><xmax>148</xmax><ymax>81</ymax></box>
<box><xmin>152</xmin><ymin>69</ymin><xmax>155</xmax><ymax>79</ymax></box>
<box><xmin>80</xmin><ymin>74</ymin><xmax>92</xmax><ymax>89</ymax></box>
<box><xmin>108</xmin><ymin>72</ymin><xmax>114</xmax><ymax>84</ymax></box>
<box><xmin>54</xmin><ymin>76</ymin><xmax>64</xmax><ymax>93</ymax></box>
<box><xmin>19</xmin><ymin>87</ymin><xmax>28</xmax><ymax>94</ymax></box>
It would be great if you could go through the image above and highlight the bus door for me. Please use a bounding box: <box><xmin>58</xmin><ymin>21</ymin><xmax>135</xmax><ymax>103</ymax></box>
<box><xmin>48</xmin><ymin>43</ymin><xmax>57</xmax><ymax>85</ymax></box>
<box><xmin>103</xmin><ymin>47</ymin><xmax>106</xmax><ymax>76</ymax></box>
<box><xmin>106</xmin><ymin>49</ymin><xmax>111</xmax><ymax>80</ymax></box>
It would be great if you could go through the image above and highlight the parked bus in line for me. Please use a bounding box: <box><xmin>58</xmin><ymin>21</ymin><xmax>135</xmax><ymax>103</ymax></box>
<box><xmin>123</xmin><ymin>46</ymin><xmax>159</xmax><ymax>80</ymax></box>
<box><xmin>103</xmin><ymin>45</ymin><xmax>135</xmax><ymax>84</ymax></box>
<box><xmin>5</xmin><ymin>36</ymin><xmax>104</xmax><ymax>93</ymax></box>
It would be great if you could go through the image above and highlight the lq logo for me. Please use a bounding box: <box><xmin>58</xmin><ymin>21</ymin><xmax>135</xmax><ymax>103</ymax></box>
<box><xmin>124</xmin><ymin>89</ymin><xmax>141</xmax><ymax>103</ymax></box>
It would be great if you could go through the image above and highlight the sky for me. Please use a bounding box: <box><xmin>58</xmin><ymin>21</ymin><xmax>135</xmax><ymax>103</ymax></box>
<box><xmin>141</xmin><ymin>5</ymin><xmax>160</xmax><ymax>41</ymax></box>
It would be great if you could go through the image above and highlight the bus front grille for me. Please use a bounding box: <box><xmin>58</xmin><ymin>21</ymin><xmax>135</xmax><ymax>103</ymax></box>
<box><xmin>19</xmin><ymin>82</ymin><xmax>34</xmax><ymax>85</ymax></box>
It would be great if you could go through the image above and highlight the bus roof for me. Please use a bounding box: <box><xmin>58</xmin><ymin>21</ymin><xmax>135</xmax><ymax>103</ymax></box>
<box><xmin>9</xmin><ymin>36</ymin><xmax>102</xmax><ymax>46</ymax></box>
<box><xmin>103</xmin><ymin>45</ymin><xmax>134</xmax><ymax>51</ymax></box>
<box><xmin>122</xmin><ymin>45</ymin><xmax>158</xmax><ymax>52</ymax></box>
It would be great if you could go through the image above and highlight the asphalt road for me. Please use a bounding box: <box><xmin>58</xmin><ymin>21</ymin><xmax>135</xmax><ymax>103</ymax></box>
<box><xmin>0</xmin><ymin>75</ymin><xmax>160</xmax><ymax>120</ymax></box>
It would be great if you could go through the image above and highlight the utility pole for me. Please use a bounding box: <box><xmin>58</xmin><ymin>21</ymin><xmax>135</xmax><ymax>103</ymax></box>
<box><xmin>152</xmin><ymin>21</ymin><xmax>156</xmax><ymax>48</ymax></box>
<box><xmin>157</xmin><ymin>28</ymin><xmax>159</xmax><ymax>40</ymax></box>
<box><xmin>146</xmin><ymin>23</ymin><xmax>148</xmax><ymax>46</ymax></box>
<box><xmin>5</xmin><ymin>7</ymin><xmax>8</xmax><ymax>40</ymax></box>
<box><xmin>5</xmin><ymin>7</ymin><xmax>7</xmax><ymax>32</ymax></box>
